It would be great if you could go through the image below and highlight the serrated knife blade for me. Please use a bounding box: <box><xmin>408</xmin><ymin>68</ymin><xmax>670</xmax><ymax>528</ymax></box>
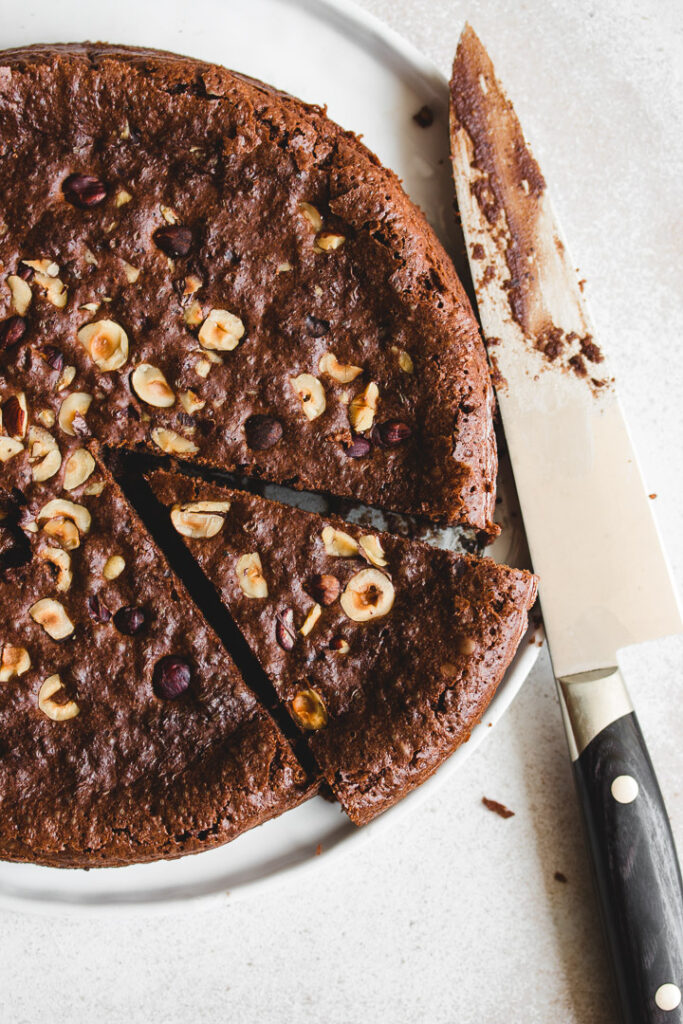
<box><xmin>449</xmin><ymin>27</ymin><xmax>683</xmax><ymax>1024</ymax></box>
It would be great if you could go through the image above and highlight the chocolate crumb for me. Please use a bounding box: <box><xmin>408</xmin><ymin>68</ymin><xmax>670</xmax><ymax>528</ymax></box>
<box><xmin>649</xmin><ymin>493</ymin><xmax>657</xmax><ymax>500</ymax></box>
<box><xmin>471</xmin><ymin>243</ymin><xmax>485</xmax><ymax>260</ymax></box>
<box><xmin>579</xmin><ymin>334</ymin><xmax>603</xmax><ymax>364</ymax></box>
<box><xmin>315</xmin><ymin>843</ymin><xmax>323</xmax><ymax>856</ymax></box>
<box><xmin>413</xmin><ymin>104</ymin><xmax>434</xmax><ymax>128</ymax></box>
<box><xmin>554</xmin><ymin>871</ymin><xmax>568</xmax><ymax>883</ymax></box>
<box><xmin>568</xmin><ymin>354</ymin><xmax>587</xmax><ymax>378</ymax></box>
<box><xmin>489</xmin><ymin>355</ymin><xmax>507</xmax><ymax>390</ymax></box>
<box><xmin>482</xmin><ymin>796</ymin><xmax>514</xmax><ymax>818</ymax></box>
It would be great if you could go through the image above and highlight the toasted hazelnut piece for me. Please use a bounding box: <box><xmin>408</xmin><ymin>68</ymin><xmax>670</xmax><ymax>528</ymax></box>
<box><xmin>340</xmin><ymin>568</ymin><xmax>395</xmax><ymax>622</ymax></box>
<box><xmin>276</xmin><ymin>262</ymin><xmax>292</xmax><ymax>274</ymax></box>
<box><xmin>131</xmin><ymin>363</ymin><xmax>175</xmax><ymax>408</ymax></box>
<box><xmin>315</xmin><ymin>231</ymin><xmax>346</xmax><ymax>252</ymax></box>
<box><xmin>42</xmin><ymin>517</ymin><xmax>79</xmax><ymax>550</ymax></box>
<box><xmin>179</xmin><ymin>389</ymin><xmax>205</xmax><ymax>415</ymax></box>
<box><xmin>63</xmin><ymin>448</ymin><xmax>96</xmax><ymax>491</ymax></box>
<box><xmin>83</xmin><ymin>479</ymin><xmax>105</xmax><ymax>496</ymax></box>
<box><xmin>198</xmin><ymin>309</ymin><xmax>245</xmax><ymax>352</ymax></box>
<box><xmin>120</xmin><ymin>259</ymin><xmax>140</xmax><ymax>283</ymax></box>
<box><xmin>103</xmin><ymin>554</ymin><xmax>126</xmax><ymax>580</ymax></box>
<box><xmin>56</xmin><ymin>365</ymin><xmax>77</xmax><ymax>392</ymax></box>
<box><xmin>160</xmin><ymin>204</ymin><xmax>179</xmax><ymax>224</ymax></box>
<box><xmin>77</xmin><ymin>319</ymin><xmax>129</xmax><ymax>371</ymax></box>
<box><xmin>318</xmin><ymin>352</ymin><xmax>363</xmax><ymax>384</ymax></box>
<box><xmin>290</xmin><ymin>688</ymin><xmax>328</xmax><ymax>731</ymax></box>
<box><xmin>7</xmin><ymin>274</ymin><xmax>32</xmax><ymax>315</ymax></box>
<box><xmin>203</xmin><ymin>349</ymin><xmax>223</xmax><ymax>365</ymax></box>
<box><xmin>3</xmin><ymin>392</ymin><xmax>28</xmax><ymax>439</ymax></box>
<box><xmin>37</xmin><ymin>498</ymin><xmax>91</xmax><ymax>536</ymax></box>
<box><xmin>0</xmin><ymin>644</ymin><xmax>31</xmax><ymax>682</ymax></box>
<box><xmin>300</xmin><ymin>603</ymin><xmax>322</xmax><ymax>637</ymax></box>
<box><xmin>30</xmin><ymin>265</ymin><xmax>67</xmax><ymax>308</ymax></box>
<box><xmin>38</xmin><ymin>674</ymin><xmax>80</xmax><ymax>721</ymax></box>
<box><xmin>321</xmin><ymin>525</ymin><xmax>359</xmax><ymax>558</ymax></box>
<box><xmin>195</xmin><ymin>358</ymin><xmax>212</xmax><ymax>378</ymax></box>
<box><xmin>349</xmin><ymin>382</ymin><xmax>379</xmax><ymax>432</ymax></box>
<box><xmin>27</xmin><ymin>426</ymin><xmax>62</xmax><ymax>482</ymax></box>
<box><xmin>171</xmin><ymin>501</ymin><xmax>231</xmax><ymax>539</ymax></box>
<box><xmin>329</xmin><ymin>637</ymin><xmax>350</xmax><ymax>655</ymax></box>
<box><xmin>184</xmin><ymin>274</ymin><xmax>202</xmax><ymax>295</ymax></box>
<box><xmin>29</xmin><ymin>598</ymin><xmax>75</xmax><ymax>640</ymax></box>
<box><xmin>0</xmin><ymin>437</ymin><xmax>23</xmax><ymax>462</ymax></box>
<box><xmin>38</xmin><ymin>546</ymin><xmax>72</xmax><ymax>592</ymax></box>
<box><xmin>299</xmin><ymin>202</ymin><xmax>323</xmax><ymax>232</ymax></box>
<box><xmin>184</xmin><ymin>300</ymin><xmax>203</xmax><ymax>328</ymax></box>
<box><xmin>116</xmin><ymin>189</ymin><xmax>132</xmax><ymax>207</ymax></box>
<box><xmin>236</xmin><ymin>552</ymin><xmax>268</xmax><ymax>598</ymax></box>
<box><xmin>58</xmin><ymin>392</ymin><xmax>92</xmax><ymax>436</ymax></box>
<box><xmin>394</xmin><ymin>347</ymin><xmax>414</xmax><ymax>374</ymax></box>
<box><xmin>22</xmin><ymin>259</ymin><xmax>58</xmax><ymax>277</ymax></box>
<box><xmin>37</xmin><ymin>408</ymin><xmax>56</xmax><ymax>428</ymax></box>
<box><xmin>290</xmin><ymin>374</ymin><xmax>326</xmax><ymax>421</ymax></box>
<box><xmin>359</xmin><ymin>535</ymin><xmax>388</xmax><ymax>568</ymax></box>
<box><xmin>150</xmin><ymin>427</ymin><xmax>199</xmax><ymax>456</ymax></box>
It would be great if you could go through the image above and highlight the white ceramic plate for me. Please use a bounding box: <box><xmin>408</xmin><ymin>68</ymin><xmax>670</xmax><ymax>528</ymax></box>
<box><xmin>0</xmin><ymin>0</ymin><xmax>541</xmax><ymax>912</ymax></box>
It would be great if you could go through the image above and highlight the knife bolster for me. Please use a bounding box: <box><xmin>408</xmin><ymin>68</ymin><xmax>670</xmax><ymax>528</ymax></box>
<box><xmin>558</xmin><ymin>668</ymin><xmax>633</xmax><ymax>759</ymax></box>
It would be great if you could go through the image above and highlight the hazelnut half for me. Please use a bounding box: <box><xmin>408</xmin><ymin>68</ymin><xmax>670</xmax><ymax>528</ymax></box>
<box><xmin>58</xmin><ymin>392</ymin><xmax>92</xmax><ymax>436</ymax></box>
<box><xmin>321</xmin><ymin>525</ymin><xmax>359</xmax><ymax>558</ymax></box>
<box><xmin>38</xmin><ymin>498</ymin><xmax>91</xmax><ymax>537</ymax></box>
<box><xmin>299</xmin><ymin>202</ymin><xmax>323</xmax><ymax>232</ymax></box>
<box><xmin>29</xmin><ymin>598</ymin><xmax>75</xmax><ymax>640</ymax></box>
<box><xmin>315</xmin><ymin>231</ymin><xmax>346</xmax><ymax>252</ymax></box>
<box><xmin>77</xmin><ymin>319</ymin><xmax>129</xmax><ymax>371</ymax></box>
<box><xmin>38</xmin><ymin>674</ymin><xmax>80</xmax><ymax>721</ymax></box>
<box><xmin>340</xmin><ymin>568</ymin><xmax>395</xmax><ymax>622</ymax></box>
<box><xmin>131</xmin><ymin>363</ymin><xmax>175</xmax><ymax>408</ymax></box>
<box><xmin>236</xmin><ymin>552</ymin><xmax>268</xmax><ymax>598</ymax></box>
<box><xmin>7</xmin><ymin>275</ymin><xmax>32</xmax><ymax>315</ymax></box>
<box><xmin>290</xmin><ymin>688</ymin><xmax>328</xmax><ymax>731</ymax></box>
<box><xmin>0</xmin><ymin>437</ymin><xmax>23</xmax><ymax>463</ymax></box>
<box><xmin>318</xmin><ymin>352</ymin><xmax>363</xmax><ymax>384</ymax></box>
<box><xmin>0</xmin><ymin>644</ymin><xmax>31</xmax><ymax>682</ymax></box>
<box><xmin>198</xmin><ymin>309</ymin><xmax>245</xmax><ymax>351</ymax></box>
<box><xmin>290</xmin><ymin>374</ymin><xmax>326</xmax><ymax>421</ymax></box>
<box><xmin>63</xmin><ymin>448</ymin><xmax>95</xmax><ymax>491</ymax></box>
<box><xmin>171</xmin><ymin>500</ymin><xmax>231</xmax><ymax>539</ymax></box>
<box><xmin>349</xmin><ymin>382</ymin><xmax>379</xmax><ymax>432</ymax></box>
<box><xmin>38</xmin><ymin>546</ymin><xmax>72</xmax><ymax>592</ymax></box>
<box><xmin>27</xmin><ymin>426</ymin><xmax>62</xmax><ymax>482</ymax></box>
<box><xmin>150</xmin><ymin>427</ymin><xmax>199</xmax><ymax>456</ymax></box>
<box><xmin>359</xmin><ymin>534</ymin><xmax>388</xmax><ymax>568</ymax></box>
<box><xmin>299</xmin><ymin>603</ymin><xmax>322</xmax><ymax>637</ymax></box>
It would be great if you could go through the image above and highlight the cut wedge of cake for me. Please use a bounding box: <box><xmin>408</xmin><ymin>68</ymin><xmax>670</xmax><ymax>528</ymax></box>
<box><xmin>148</xmin><ymin>471</ymin><xmax>538</xmax><ymax>825</ymax></box>
<box><xmin>0</xmin><ymin>460</ymin><xmax>310</xmax><ymax>867</ymax></box>
<box><xmin>0</xmin><ymin>43</ymin><xmax>497</xmax><ymax>532</ymax></box>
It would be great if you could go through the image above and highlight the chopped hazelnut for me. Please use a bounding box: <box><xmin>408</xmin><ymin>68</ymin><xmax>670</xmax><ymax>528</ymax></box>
<box><xmin>131</xmin><ymin>363</ymin><xmax>175</xmax><ymax>408</ymax></box>
<box><xmin>290</xmin><ymin>688</ymin><xmax>328</xmax><ymax>731</ymax></box>
<box><xmin>29</xmin><ymin>598</ymin><xmax>75</xmax><ymax>640</ymax></box>
<box><xmin>318</xmin><ymin>352</ymin><xmax>363</xmax><ymax>383</ymax></box>
<box><xmin>290</xmin><ymin>374</ymin><xmax>326</xmax><ymax>421</ymax></box>
<box><xmin>58</xmin><ymin>392</ymin><xmax>92</xmax><ymax>436</ymax></box>
<box><xmin>27</xmin><ymin>426</ymin><xmax>62</xmax><ymax>482</ymax></box>
<box><xmin>63</xmin><ymin>448</ymin><xmax>96</xmax><ymax>491</ymax></box>
<box><xmin>300</xmin><ymin>603</ymin><xmax>322</xmax><ymax>637</ymax></box>
<box><xmin>0</xmin><ymin>644</ymin><xmax>31</xmax><ymax>682</ymax></box>
<box><xmin>299</xmin><ymin>202</ymin><xmax>323</xmax><ymax>232</ymax></box>
<box><xmin>340</xmin><ymin>568</ymin><xmax>395</xmax><ymax>622</ymax></box>
<box><xmin>150</xmin><ymin>427</ymin><xmax>199</xmax><ymax>455</ymax></box>
<box><xmin>359</xmin><ymin>534</ymin><xmax>388</xmax><ymax>568</ymax></box>
<box><xmin>77</xmin><ymin>319</ymin><xmax>129</xmax><ymax>371</ymax></box>
<box><xmin>171</xmin><ymin>501</ymin><xmax>231</xmax><ymax>539</ymax></box>
<box><xmin>38</xmin><ymin>674</ymin><xmax>80</xmax><ymax>721</ymax></box>
<box><xmin>103</xmin><ymin>555</ymin><xmax>126</xmax><ymax>580</ymax></box>
<box><xmin>321</xmin><ymin>525</ymin><xmax>359</xmax><ymax>558</ymax></box>
<box><xmin>198</xmin><ymin>309</ymin><xmax>245</xmax><ymax>352</ymax></box>
<box><xmin>236</xmin><ymin>552</ymin><xmax>268</xmax><ymax>598</ymax></box>
<box><xmin>349</xmin><ymin>382</ymin><xmax>379</xmax><ymax>432</ymax></box>
<box><xmin>38</xmin><ymin>546</ymin><xmax>72</xmax><ymax>592</ymax></box>
<box><xmin>7</xmin><ymin>275</ymin><xmax>32</xmax><ymax>315</ymax></box>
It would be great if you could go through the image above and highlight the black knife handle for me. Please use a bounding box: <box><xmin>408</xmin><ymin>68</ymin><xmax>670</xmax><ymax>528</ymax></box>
<box><xmin>573</xmin><ymin>711</ymin><xmax>683</xmax><ymax>1023</ymax></box>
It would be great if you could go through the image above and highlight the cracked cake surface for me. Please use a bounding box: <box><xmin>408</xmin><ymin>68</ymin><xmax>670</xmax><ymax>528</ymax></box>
<box><xmin>148</xmin><ymin>471</ymin><xmax>537</xmax><ymax>825</ymax></box>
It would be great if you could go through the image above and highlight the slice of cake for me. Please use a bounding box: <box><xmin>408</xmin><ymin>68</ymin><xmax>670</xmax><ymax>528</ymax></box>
<box><xmin>0</xmin><ymin>460</ymin><xmax>310</xmax><ymax>867</ymax></box>
<box><xmin>0</xmin><ymin>42</ymin><xmax>496</xmax><ymax>531</ymax></box>
<box><xmin>148</xmin><ymin>471</ymin><xmax>538</xmax><ymax>825</ymax></box>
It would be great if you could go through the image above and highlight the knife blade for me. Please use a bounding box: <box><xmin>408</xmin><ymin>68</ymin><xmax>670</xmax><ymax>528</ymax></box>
<box><xmin>450</xmin><ymin>25</ymin><xmax>683</xmax><ymax>1024</ymax></box>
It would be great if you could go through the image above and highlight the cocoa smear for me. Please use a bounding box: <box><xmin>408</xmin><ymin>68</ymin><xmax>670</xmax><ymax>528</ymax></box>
<box><xmin>482</xmin><ymin>796</ymin><xmax>515</xmax><ymax>819</ymax></box>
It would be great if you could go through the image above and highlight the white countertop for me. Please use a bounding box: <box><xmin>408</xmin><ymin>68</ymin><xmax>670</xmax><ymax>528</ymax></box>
<box><xmin>1</xmin><ymin>1</ymin><xmax>682</xmax><ymax>1021</ymax></box>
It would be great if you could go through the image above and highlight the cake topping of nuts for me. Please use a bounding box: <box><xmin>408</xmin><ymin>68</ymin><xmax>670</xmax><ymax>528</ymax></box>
<box><xmin>340</xmin><ymin>568</ymin><xmax>395</xmax><ymax>622</ymax></box>
<box><xmin>184</xmin><ymin>301</ymin><xmax>204</xmax><ymax>328</ymax></box>
<box><xmin>171</xmin><ymin>501</ymin><xmax>231</xmax><ymax>539</ymax></box>
<box><xmin>244</xmin><ymin>414</ymin><xmax>283</xmax><ymax>450</ymax></box>
<box><xmin>63</xmin><ymin>448</ymin><xmax>95</xmax><ymax>491</ymax></box>
<box><xmin>77</xmin><ymin>319</ymin><xmax>129</xmax><ymax>371</ymax></box>
<box><xmin>0</xmin><ymin>437</ymin><xmax>23</xmax><ymax>463</ymax></box>
<box><xmin>25</xmin><ymin>262</ymin><xmax>68</xmax><ymax>308</ymax></box>
<box><xmin>179</xmin><ymin>389</ymin><xmax>205</xmax><ymax>415</ymax></box>
<box><xmin>56</xmin><ymin>365</ymin><xmax>77</xmax><ymax>392</ymax></box>
<box><xmin>38</xmin><ymin>546</ymin><xmax>72</xmax><ymax>592</ymax></box>
<box><xmin>290</xmin><ymin>688</ymin><xmax>328</xmax><ymax>731</ymax></box>
<box><xmin>198</xmin><ymin>309</ymin><xmax>245</xmax><ymax>352</ymax></box>
<box><xmin>394</xmin><ymin>347</ymin><xmax>414</xmax><ymax>374</ymax></box>
<box><xmin>306</xmin><ymin>573</ymin><xmax>341</xmax><ymax>606</ymax></box>
<box><xmin>275</xmin><ymin>609</ymin><xmax>297</xmax><ymax>651</ymax></box>
<box><xmin>58</xmin><ymin>392</ymin><xmax>92</xmax><ymax>436</ymax></box>
<box><xmin>150</xmin><ymin>427</ymin><xmax>199</xmax><ymax>456</ymax></box>
<box><xmin>27</xmin><ymin>426</ymin><xmax>62</xmax><ymax>482</ymax></box>
<box><xmin>300</xmin><ymin>603</ymin><xmax>322</xmax><ymax>637</ymax></box>
<box><xmin>29</xmin><ymin>598</ymin><xmax>75</xmax><ymax>640</ymax></box>
<box><xmin>153</xmin><ymin>656</ymin><xmax>192</xmax><ymax>700</ymax></box>
<box><xmin>299</xmin><ymin>202</ymin><xmax>323</xmax><ymax>232</ymax></box>
<box><xmin>38</xmin><ymin>674</ymin><xmax>80</xmax><ymax>721</ymax></box>
<box><xmin>315</xmin><ymin>231</ymin><xmax>346</xmax><ymax>253</ymax></box>
<box><xmin>349</xmin><ymin>382</ymin><xmax>379</xmax><ymax>432</ymax></box>
<box><xmin>359</xmin><ymin>535</ymin><xmax>388</xmax><ymax>568</ymax></box>
<box><xmin>42</xmin><ymin>517</ymin><xmax>80</xmax><ymax>550</ymax></box>
<box><xmin>290</xmin><ymin>374</ymin><xmax>326</xmax><ymax>421</ymax></box>
<box><xmin>103</xmin><ymin>555</ymin><xmax>126</xmax><ymax>580</ymax></box>
<box><xmin>318</xmin><ymin>352</ymin><xmax>363</xmax><ymax>383</ymax></box>
<box><xmin>0</xmin><ymin>644</ymin><xmax>31</xmax><ymax>682</ymax></box>
<box><xmin>153</xmin><ymin>224</ymin><xmax>192</xmax><ymax>257</ymax></box>
<box><xmin>329</xmin><ymin>636</ymin><xmax>350</xmax><ymax>654</ymax></box>
<box><xmin>236</xmin><ymin>552</ymin><xmax>268</xmax><ymax>598</ymax></box>
<box><xmin>321</xmin><ymin>526</ymin><xmax>359</xmax><ymax>558</ymax></box>
<box><xmin>62</xmin><ymin>173</ymin><xmax>107</xmax><ymax>208</ymax></box>
<box><xmin>131</xmin><ymin>363</ymin><xmax>176</xmax><ymax>408</ymax></box>
<box><xmin>38</xmin><ymin>498</ymin><xmax>91</xmax><ymax>536</ymax></box>
<box><xmin>113</xmin><ymin>605</ymin><xmax>146</xmax><ymax>635</ymax></box>
<box><xmin>7</xmin><ymin>275</ymin><xmax>32</xmax><ymax>315</ymax></box>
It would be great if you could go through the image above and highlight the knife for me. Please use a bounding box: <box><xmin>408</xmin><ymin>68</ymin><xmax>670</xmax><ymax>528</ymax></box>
<box><xmin>449</xmin><ymin>25</ymin><xmax>683</xmax><ymax>1023</ymax></box>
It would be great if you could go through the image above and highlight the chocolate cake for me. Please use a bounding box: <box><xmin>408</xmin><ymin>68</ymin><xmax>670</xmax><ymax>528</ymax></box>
<box><xmin>0</xmin><ymin>43</ymin><xmax>497</xmax><ymax>533</ymax></box>
<box><xmin>0</xmin><ymin>42</ymin><xmax>536</xmax><ymax>868</ymax></box>
<box><xmin>148</xmin><ymin>472</ymin><xmax>537</xmax><ymax>825</ymax></box>
<box><xmin>0</xmin><ymin>460</ymin><xmax>310</xmax><ymax>867</ymax></box>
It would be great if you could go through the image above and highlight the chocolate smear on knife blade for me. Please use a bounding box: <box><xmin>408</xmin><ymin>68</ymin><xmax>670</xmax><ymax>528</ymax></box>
<box><xmin>449</xmin><ymin>25</ymin><xmax>609</xmax><ymax>390</ymax></box>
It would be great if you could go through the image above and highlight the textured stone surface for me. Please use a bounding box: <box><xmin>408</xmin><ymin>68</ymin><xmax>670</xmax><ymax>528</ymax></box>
<box><xmin>0</xmin><ymin>0</ymin><xmax>681</xmax><ymax>1021</ymax></box>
